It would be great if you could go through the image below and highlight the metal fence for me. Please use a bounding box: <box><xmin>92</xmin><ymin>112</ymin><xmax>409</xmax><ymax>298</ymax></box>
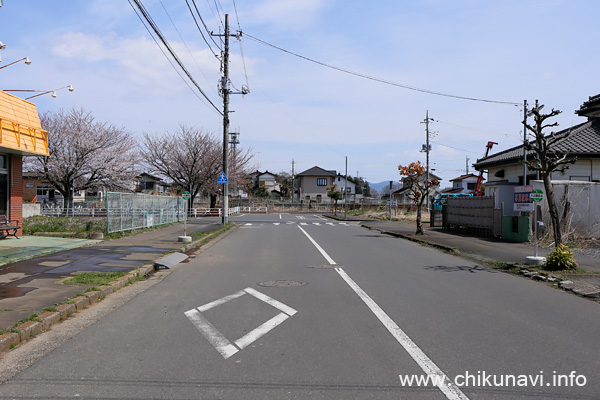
<box><xmin>106</xmin><ymin>192</ymin><xmax>186</xmax><ymax>233</ymax></box>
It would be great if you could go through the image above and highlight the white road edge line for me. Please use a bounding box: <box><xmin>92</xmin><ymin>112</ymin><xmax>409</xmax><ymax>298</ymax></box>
<box><xmin>184</xmin><ymin>309</ymin><xmax>239</xmax><ymax>359</ymax></box>
<box><xmin>298</xmin><ymin>226</ymin><xmax>469</xmax><ymax>400</ymax></box>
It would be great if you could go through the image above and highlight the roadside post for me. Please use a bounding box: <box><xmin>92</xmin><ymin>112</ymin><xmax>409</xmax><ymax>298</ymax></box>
<box><xmin>530</xmin><ymin>189</ymin><xmax>544</xmax><ymax>259</ymax></box>
<box><xmin>389</xmin><ymin>181</ymin><xmax>393</xmax><ymax>222</ymax></box>
<box><xmin>179</xmin><ymin>191</ymin><xmax>192</xmax><ymax>243</ymax></box>
<box><xmin>514</xmin><ymin>185</ymin><xmax>544</xmax><ymax>264</ymax></box>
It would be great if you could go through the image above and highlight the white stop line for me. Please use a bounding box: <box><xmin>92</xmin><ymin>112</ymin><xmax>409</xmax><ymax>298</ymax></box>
<box><xmin>297</xmin><ymin>226</ymin><xmax>469</xmax><ymax>400</ymax></box>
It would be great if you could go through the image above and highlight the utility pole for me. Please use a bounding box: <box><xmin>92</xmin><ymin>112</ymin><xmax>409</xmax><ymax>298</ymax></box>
<box><xmin>291</xmin><ymin>158</ymin><xmax>295</xmax><ymax>202</ymax></box>
<box><xmin>344</xmin><ymin>156</ymin><xmax>348</xmax><ymax>220</ymax></box>
<box><xmin>212</xmin><ymin>14</ymin><xmax>247</xmax><ymax>225</ymax></box>
<box><xmin>466</xmin><ymin>156</ymin><xmax>470</xmax><ymax>174</ymax></box>
<box><xmin>522</xmin><ymin>99</ymin><xmax>528</xmax><ymax>186</ymax></box>
<box><xmin>421</xmin><ymin>111</ymin><xmax>433</xmax><ymax>212</ymax></box>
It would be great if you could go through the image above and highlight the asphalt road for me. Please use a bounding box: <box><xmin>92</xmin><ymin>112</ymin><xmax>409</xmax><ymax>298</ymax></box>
<box><xmin>1</xmin><ymin>213</ymin><xmax>599</xmax><ymax>399</ymax></box>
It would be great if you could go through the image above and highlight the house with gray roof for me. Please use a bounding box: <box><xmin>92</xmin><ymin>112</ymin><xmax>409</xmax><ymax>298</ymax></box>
<box><xmin>474</xmin><ymin>95</ymin><xmax>600</xmax><ymax>185</ymax></box>
<box><xmin>297</xmin><ymin>166</ymin><xmax>336</xmax><ymax>203</ymax></box>
<box><xmin>473</xmin><ymin>94</ymin><xmax>600</xmax><ymax>216</ymax></box>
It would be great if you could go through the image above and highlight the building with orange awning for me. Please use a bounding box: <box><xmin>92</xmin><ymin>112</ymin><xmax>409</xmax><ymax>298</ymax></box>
<box><xmin>0</xmin><ymin>90</ymin><xmax>49</xmax><ymax>234</ymax></box>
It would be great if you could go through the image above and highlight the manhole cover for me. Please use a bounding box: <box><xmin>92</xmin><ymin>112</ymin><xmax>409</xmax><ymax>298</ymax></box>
<box><xmin>258</xmin><ymin>280</ymin><xmax>307</xmax><ymax>287</ymax></box>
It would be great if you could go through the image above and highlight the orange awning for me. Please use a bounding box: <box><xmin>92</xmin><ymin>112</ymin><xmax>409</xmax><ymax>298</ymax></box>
<box><xmin>0</xmin><ymin>90</ymin><xmax>49</xmax><ymax>156</ymax></box>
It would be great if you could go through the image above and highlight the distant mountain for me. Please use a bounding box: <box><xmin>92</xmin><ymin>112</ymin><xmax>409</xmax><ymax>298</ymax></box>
<box><xmin>368</xmin><ymin>181</ymin><xmax>401</xmax><ymax>193</ymax></box>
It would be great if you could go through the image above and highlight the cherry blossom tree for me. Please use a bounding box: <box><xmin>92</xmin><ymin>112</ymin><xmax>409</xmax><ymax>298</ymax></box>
<box><xmin>141</xmin><ymin>125</ymin><xmax>254</xmax><ymax>209</ymax></box>
<box><xmin>26</xmin><ymin>108</ymin><xmax>138</xmax><ymax>212</ymax></box>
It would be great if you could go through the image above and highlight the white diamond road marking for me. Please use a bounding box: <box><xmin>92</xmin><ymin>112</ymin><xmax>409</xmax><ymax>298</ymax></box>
<box><xmin>185</xmin><ymin>287</ymin><xmax>297</xmax><ymax>359</ymax></box>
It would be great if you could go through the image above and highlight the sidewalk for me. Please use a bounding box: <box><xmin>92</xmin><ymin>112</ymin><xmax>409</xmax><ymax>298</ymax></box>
<box><xmin>328</xmin><ymin>214</ymin><xmax>600</xmax><ymax>297</ymax></box>
<box><xmin>0</xmin><ymin>218</ymin><xmax>223</xmax><ymax>331</ymax></box>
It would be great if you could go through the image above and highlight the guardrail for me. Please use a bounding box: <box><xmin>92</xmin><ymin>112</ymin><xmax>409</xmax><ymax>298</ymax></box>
<box><xmin>190</xmin><ymin>207</ymin><xmax>241</xmax><ymax>217</ymax></box>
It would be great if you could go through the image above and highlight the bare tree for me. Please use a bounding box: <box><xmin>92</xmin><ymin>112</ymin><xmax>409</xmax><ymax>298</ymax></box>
<box><xmin>398</xmin><ymin>161</ymin><xmax>439</xmax><ymax>235</ymax></box>
<box><xmin>524</xmin><ymin>104</ymin><xmax>576</xmax><ymax>247</ymax></box>
<box><xmin>141</xmin><ymin>125</ymin><xmax>255</xmax><ymax>210</ymax></box>
<box><xmin>26</xmin><ymin>108</ymin><xmax>138</xmax><ymax>211</ymax></box>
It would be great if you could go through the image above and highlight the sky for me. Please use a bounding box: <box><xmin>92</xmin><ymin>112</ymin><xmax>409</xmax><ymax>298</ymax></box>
<box><xmin>1</xmin><ymin>0</ymin><xmax>598</xmax><ymax>188</ymax></box>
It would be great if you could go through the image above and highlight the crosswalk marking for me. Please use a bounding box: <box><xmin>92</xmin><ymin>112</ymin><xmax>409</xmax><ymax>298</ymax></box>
<box><xmin>242</xmin><ymin>222</ymin><xmax>354</xmax><ymax>228</ymax></box>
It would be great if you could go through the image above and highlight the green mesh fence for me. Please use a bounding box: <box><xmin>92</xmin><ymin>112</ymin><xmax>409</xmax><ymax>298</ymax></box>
<box><xmin>106</xmin><ymin>192</ymin><xmax>186</xmax><ymax>233</ymax></box>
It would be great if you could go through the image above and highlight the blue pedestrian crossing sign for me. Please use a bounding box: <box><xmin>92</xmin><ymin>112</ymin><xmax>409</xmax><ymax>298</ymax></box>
<box><xmin>217</xmin><ymin>172</ymin><xmax>228</xmax><ymax>184</ymax></box>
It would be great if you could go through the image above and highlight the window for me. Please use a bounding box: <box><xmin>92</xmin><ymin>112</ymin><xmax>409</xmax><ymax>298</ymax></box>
<box><xmin>317</xmin><ymin>178</ymin><xmax>327</xmax><ymax>186</ymax></box>
<box><xmin>467</xmin><ymin>182</ymin><xmax>476</xmax><ymax>190</ymax></box>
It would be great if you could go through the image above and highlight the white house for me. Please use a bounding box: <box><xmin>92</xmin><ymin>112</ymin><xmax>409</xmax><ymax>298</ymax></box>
<box><xmin>441</xmin><ymin>173</ymin><xmax>479</xmax><ymax>194</ymax></box>
<box><xmin>334</xmin><ymin>174</ymin><xmax>357</xmax><ymax>197</ymax></box>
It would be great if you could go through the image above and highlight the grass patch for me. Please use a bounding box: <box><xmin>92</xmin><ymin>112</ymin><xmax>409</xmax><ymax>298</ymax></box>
<box><xmin>63</xmin><ymin>272</ymin><xmax>128</xmax><ymax>286</ymax></box>
<box><xmin>0</xmin><ymin>308</ymin><xmax>12</xmax><ymax>312</ymax></box>
<box><xmin>0</xmin><ymin>327</ymin><xmax>20</xmax><ymax>335</ymax></box>
<box><xmin>23</xmin><ymin>215</ymin><xmax>106</xmax><ymax>235</ymax></box>
<box><xmin>23</xmin><ymin>215</ymin><xmax>181</xmax><ymax>239</ymax></box>
<box><xmin>18</xmin><ymin>314</ymin><xmax>40</xmax><ymax>324</ymax></box>
<box><xmin>42</xmin><ymin>307</ymin><xmax>57</xmax><ymax>312</ymax></box>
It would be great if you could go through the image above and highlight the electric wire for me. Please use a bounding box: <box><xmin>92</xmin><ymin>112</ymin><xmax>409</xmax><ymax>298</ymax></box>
<box><xmin>129</xmin><ymin>0</ymin><xmax>222</xmax><ymax>115</ymax></box>
<box><xmin>244</xmin><ymin>33</ymin><xmax>521</xmax><ymax>106</ymax></box>
<box><xmin>232</xmin><ymin>0</ymin><xmax>242</xmax><ymax>31</ymax></box>
<box><xmin>188</xmin><ymin>0</ymin><xmax>222</xmax><ymax>52</ymax></box>
<box><xmin>159</xmin><ymin>0</ymin><xmax>216</xmax><ymax>93</ymax></box>
<box><xmin>432</xmin><ymin>119</ymin><xmax>517</xmax><ymax>139</ymax></box>
<box><xmin>206</xmin><ymin>0</ymin><xmax>225</xmax><ymax>30</ymax></box>
<box><xmin>231</xmin><ymin>0</ymin><xmax>249</xmax><ymax>90</ymax></box>
<box><xmin>127</xmin><ymin>0</ymin><xmax>220</xmax><ymax>114</ymax></box>
<box><xmin>430</xmin><ymin>141</ymin><xmax>486</xmax><ymax>155</ymax></box>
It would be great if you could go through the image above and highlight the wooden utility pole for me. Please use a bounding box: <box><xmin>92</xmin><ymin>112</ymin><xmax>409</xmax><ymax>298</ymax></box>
<box><xmin>212</xmin><ymin>14</ymin><xmax>247</xmax><ymax>224</ymax></box>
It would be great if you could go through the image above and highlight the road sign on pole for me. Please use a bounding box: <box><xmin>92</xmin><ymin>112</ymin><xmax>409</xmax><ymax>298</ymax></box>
<box><xmin>530</xmin><ymin>189</ymin><xmax>544</xmax><ymax>202</ymax></box>
<box><xmin>514</xmin><ymin>185</ymin><xmax>534</xmax><ymax>212</ymax></box>
<box><xmin>218</xmin><ymin>172</ymin><xmax>228</xmax><ymax>184</ymax></box>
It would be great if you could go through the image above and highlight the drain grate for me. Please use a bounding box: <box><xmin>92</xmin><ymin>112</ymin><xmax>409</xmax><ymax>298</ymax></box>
<box><xmin>258</xmin><ymin>280</ymin><xmax>307</xmax><ymax>287</ymax></box>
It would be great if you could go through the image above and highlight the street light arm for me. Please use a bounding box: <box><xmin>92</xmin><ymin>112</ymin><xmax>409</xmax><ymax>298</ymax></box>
<box><xmin>3</xmin><ymin>85</ymin><xmax>74</xmax><ymax>100</ymax></box>
<box><xmin>0</xmin><ymin>57</ymin><xmax>31</xmax><ymax>70</ymax></box>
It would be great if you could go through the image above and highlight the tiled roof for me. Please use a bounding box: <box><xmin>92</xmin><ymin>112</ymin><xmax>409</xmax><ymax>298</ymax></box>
<box><xmin>449</xmin><ymin>173</ymin><xmax>477</xmax><ymax>182</ymax></box>
<box><xmin>576</xmin><ymin>94</ymin><xmax>600</xmax><ymax>117</ymax></box>
<box><xmin>474</xmin><ymin>118</ymin><xmax>600</xmax><ymax>169</ymax></box>
<box><xmin>297</xmin><ymin>166</ymin><xmax>336</xmax><ymax>176</ymax></box>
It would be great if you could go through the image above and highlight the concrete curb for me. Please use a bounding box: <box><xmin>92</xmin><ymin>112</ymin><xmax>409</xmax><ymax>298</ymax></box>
<box><xmin>365</xmin><ymin>225</ymin><xmax>460</xmax><ymax>254</ymax></box>
<box><xmin>0</xmin><ymin>223</ymin><xmax>235</xmax><ymax>356</ymax></box>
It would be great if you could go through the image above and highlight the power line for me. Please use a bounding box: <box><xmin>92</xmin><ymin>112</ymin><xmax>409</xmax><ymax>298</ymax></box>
<box><xmin>127</xmin><ymin>0</ymin><xmax>220</xmax><ymax>114</ymax></box>
<box><xmin>129</xmin><ymin>0</ymin><xmax>222</xmax><ymax>115</ymax></box>
<box><xmin>159</xmin><ymin>0</ymin><xmax>216</xmax><ymax>92</ymax></box>
<box><xmin>188</xmin><ymin>0</ymin><xmax>222</xmax><ymax>53</ymax></box>
<box><xmin>430</xmin><ymin>140</ymin><xmax>483</xmax><ymax>155</ymax></box>
<box><xmin>432</xmin><ymin>119</ymin><xmax>517</xmax><ymax>138</ymax></box>
<box><xmin>231</xmin><ymin>0</ymin><xmax>249</xmax><ymax>90</ymax></box>
<box><xmin>244</xmin><ymin>33</ymin><xmax>520</xmax><ymax>106</ymax></box>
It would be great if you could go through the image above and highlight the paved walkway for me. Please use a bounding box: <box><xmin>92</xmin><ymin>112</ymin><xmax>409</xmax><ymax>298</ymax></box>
<box><xmin>359</xmin><ymin>219</ymin><xmax>600</xmax><ymax>274</ymax></box>
<box><xmin>0</xmin><ymin>218</ymin><xmax>223</xmax><ymax>330</ymax></box>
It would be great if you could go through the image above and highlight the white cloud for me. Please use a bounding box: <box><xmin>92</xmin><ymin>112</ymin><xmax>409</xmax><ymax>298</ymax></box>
<box><xmin>243</xmin><ymin>0</ymin><xmax>329</xmax><ymax>30</ymax></box>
